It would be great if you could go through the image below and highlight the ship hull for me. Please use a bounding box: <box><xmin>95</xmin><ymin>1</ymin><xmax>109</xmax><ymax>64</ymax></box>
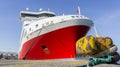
<box><xmin>18</xmin><ymin>25</ymin><xmax>89</xmax><ymax>60</ymax></box>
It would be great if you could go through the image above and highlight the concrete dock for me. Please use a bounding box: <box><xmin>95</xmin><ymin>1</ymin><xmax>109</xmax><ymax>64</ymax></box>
<box><xmin>0</xmin><ymin>59</ymin><xmax>120</xmax><ymax>67</ymax></box>
<box><xmin>0</xmin><ymin>59</ymin><xmax>88</xmax><ymax>67</ymax></box>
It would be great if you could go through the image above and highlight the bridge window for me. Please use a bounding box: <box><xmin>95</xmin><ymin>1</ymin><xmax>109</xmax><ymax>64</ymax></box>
<box><xmin>21</xmin><ymin>13</ymin><xmax>38</xmax><ymax>18</ymax></box>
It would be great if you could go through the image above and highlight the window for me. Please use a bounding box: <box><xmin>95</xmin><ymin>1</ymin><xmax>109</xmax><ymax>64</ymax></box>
<box><xmin>21</xmin><ymin>13</ymin><xmax>38</xmax><ymax>17</ymax></box>
<box><xmin>25</xmin><ymin>24</ymin><xmax>29</xmax><ymax>26</ymax></box>
<box><xmin>29</xmin><ymin>28</ymin><xmax>31</xmax><ymax>31</ymax></box>
<box><xmin>71</xmin><ymin>16</ymin><xmax>75</xmax><ymax>18</ymax></box>
<box><xmin>36</xmin><ymin>24</ymin><xmax>38</xmax><ymax>28</ymax></box>
<box><xmin>76</xmin><ymin>16</ymin><xmax>79</xmax><ymax>18</ymax></box>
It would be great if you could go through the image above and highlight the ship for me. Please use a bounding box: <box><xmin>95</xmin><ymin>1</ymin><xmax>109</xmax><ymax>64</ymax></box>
<box><xmin>18</xmin><ymin>8</ymin><xmax>93</xmax><ymax>60</ymax></box>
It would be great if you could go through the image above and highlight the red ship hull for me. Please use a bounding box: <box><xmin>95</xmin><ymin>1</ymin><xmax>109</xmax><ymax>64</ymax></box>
<box><xmin>18</xmin><ymin>25</ymin><xmax>89</xmax><ymax>60</ymax></box>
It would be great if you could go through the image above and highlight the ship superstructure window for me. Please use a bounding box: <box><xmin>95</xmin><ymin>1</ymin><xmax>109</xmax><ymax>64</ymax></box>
<box><xmin>29</xmin><ymin>28</ymin><xmax>31</xmax><ymax>31</ymax></box>
<box><xmin>71</xmin><ymin>16</ymin><xmax>75</xmax><ymax>18</ymax></box>
<box><xmin>36</xmin><ymin>24</ymin><xmax>38</xmax><ymax>28</ymax></box>
<box><xmin>21</xmin><ymin>13</ymin><xmax>55</xmax><ymax>18</ymax></box>
<box><xmin>76</xmin><ymin>16</ymin><xmax>79</xmax><ymax>18</ymax></box>
<box><xmin>38</xmin><ymin>13</ymin><xmax>55</xmax><ymax>17</ymax></box>
<box><xmin>20</xmin><ymin>11</ymin><xmax>56</xmax><ymax>22</ymax></box>
<box><xmin>25</xmin><ymin>24</ymin><xmax>29</xmax><ymax>26</ymax></box>
<box><xmin>21</xmin><ymin>14</ymin><xmax>38</xmax><ymax>18</ymax></box>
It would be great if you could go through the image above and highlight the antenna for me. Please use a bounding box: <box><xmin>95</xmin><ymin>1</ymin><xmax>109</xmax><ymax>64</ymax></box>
<box><xmin>26</xmin><ymin>8</ymin><xmax>29</xmax><ymax>11</ymax></box>
<box><xmin>94</xmin><ymin>25</ymin><xmax>100</xmax><ymax>37</ymax></box>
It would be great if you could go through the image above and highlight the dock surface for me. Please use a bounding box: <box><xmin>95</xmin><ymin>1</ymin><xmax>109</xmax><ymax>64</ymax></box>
<box><xmin>0</xmin><ymin>59</ymin><xmax>120</xmax><ymax>67</ymax></box>
<box><xmin>0</xmin><ymin>59</ymin><xmax>88</xmax><ymax>67</ymax></box>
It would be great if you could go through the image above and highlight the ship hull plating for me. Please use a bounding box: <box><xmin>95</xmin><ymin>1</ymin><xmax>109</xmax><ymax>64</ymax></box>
<box><xmin>18</xmin><ymin>25</ymin><xmax>89</xmax><ymax>60</ymax></box>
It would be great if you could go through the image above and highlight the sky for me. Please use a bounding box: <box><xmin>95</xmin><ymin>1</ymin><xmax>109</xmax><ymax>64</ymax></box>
<box><xmin>0</xmin><ymin>0</ymin><xmax>120</xmax><ymax>53</ymax></box>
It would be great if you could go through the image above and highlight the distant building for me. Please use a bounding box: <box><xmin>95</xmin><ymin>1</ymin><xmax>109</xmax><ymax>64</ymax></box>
<box><xmin>0</xmin><ymin>51</ymin><xmax>18</xmax><ymax>60</ymax></box>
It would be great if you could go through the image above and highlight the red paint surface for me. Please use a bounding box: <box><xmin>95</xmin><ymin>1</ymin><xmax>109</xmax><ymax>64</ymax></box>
<box><xmin>18</xmin><ymin>25</ymin><xmax>89</xmax><ymax>60</ymax></box>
